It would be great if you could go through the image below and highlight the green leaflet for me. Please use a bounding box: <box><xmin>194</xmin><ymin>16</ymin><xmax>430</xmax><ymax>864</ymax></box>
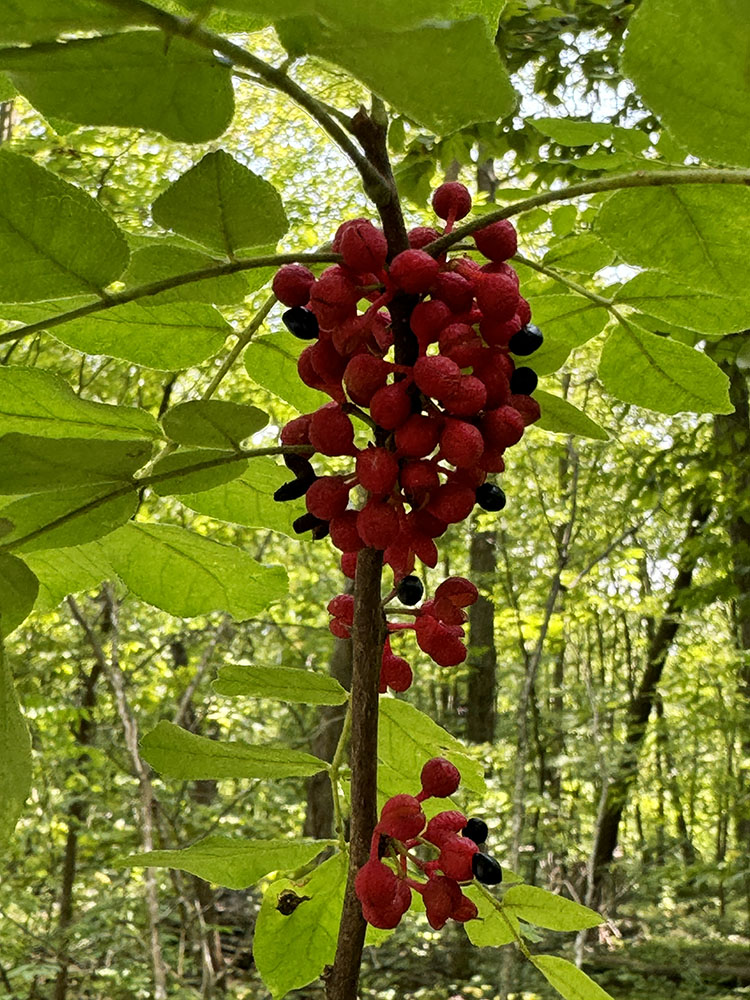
<box><xmin>614</xmin><ymin>271</ymin><xmax>750</xmax><ymax>336</ymax></box>
<box><xmin>0</xmin><ymin>367</ymin><xmax>160</xmax><ymax>441</ymax></box>
<box><xmin>121</xmin><ymin>244</ymin><xmax>251</xmax><ymax>305</ymax></box>
<box><xmin>150</xmin><ymin>451</ymin><xmax>248</xmax><ymax>496</ymax></box>
<box><xmin>534</xmin><ymin>391</ymin><xmax>608</xmax><ymax>441</ymax></box>
<box><xmin>176</xmin><ymin>457</ymin><xmax>305</xmax><ymax>537</ymax></box>
<box><xmin>214</xmin><ymin>664</ymin><xmax>348</xmax><ymax>705</ymax></box>
<box><xmin>100</xmin><ymin>522</ymin><xmax>287</xmax><ymax>619</ymax></box>
<box><xmin>162</xmin><ymin>400</ymin><xmax>268</xmax><ymax>450</ymax></box>
<box><xmin>0</xmin><ymin>436</ymin><xmax>151</xmax><ymax>494</ymax></box>
<box><xmin>0</xmin><ymin>554</ymin><xmax>39</xmax><ymax>638</ymax></box>
<box><xmin>463</xmin><ymin>885</ymin><xmax>520</xmax><ymax>947</ymax></box>
<box><xmin>525</xmin><ymin>295</ymin><xmax>609</xmax><ymax>375</ymax></box>
<box><xmin>23</xmin><ymin>543</ymin><xmax>116</xmax><ymax>612</ymax></box>
<box><xmin>253</xmin><ymin>851</ymin><xmax>347</xmax><ymax>999</ymax></box>
<box><xmin>282</xmin><ymin>16</ymin><xmax>515</xmax><ymax>134</ymax></box>
<box><xmin>543</xmin><ymin>234</ymin><xmax>615</xmax><ymax>273</ymax></box>
<box><xmin>52</xmin><ymin>301</ymin><xmax>231</xmax><ymax>371</ymax></box>
<box><xmin>140</xmin><ymin>720</ymin><xmax>327</xmax><ymax>780</ymax></box>
<box><xmin>599</xmin><ymin>325</ymin><xmax>733</xmax><ymax>415</ymax></box>
<box><xmin>122</xmin><ymin>836</ymin><xmax>333</xmax><ymax>890</ymax></box>
<box><xmin>244</xmin><ymin>330</ymin><xmax>329</xmax><ymax>413</ymax></box>
<box><xmin>152</xmin><ymin>151</ymin><xmax>288</xmax><ymax>255</ymax></box>
<box><xmin>622</xmin><ymin>0</ymin><xmax>750</xmax><ymax>168</ymax></box>
<box><xmin>594</xmin><ymin>186</ymin><xmax>750</xmax><ymax>294</ymax></box>
<box><xmin>378</xmin><ymin>698</ymin><xmax>485</xmax><ymax>802</ymax></box>
<box><xmin>503</xmin><ymin>885</ymin><xmax>603</xmax><ymax>931</ymax></box>
<box><xmin>532</xmin><ymin>955</ymin><xmax>616</xmax><ymax>1000</ymax></box>
<box><xmin>0</xmin><ymin>0</ymin><xmax>138</xmax><ymax>43</ymax></box>
<box><xmin>531</xmin><ymin>117</ymin><xmax>614</xmax><ymax>146</ymax></box>
<box><xmin>0</xmin><ymin>638</ymin><xmax>32</xmax><ymax>847</ymax></box>
<box><xmin>0</xmin><ymin>150</ymin><xmax>128</xmax><ymax>302</ymax></box>
<box><xmin>0</xmin><ymin>31</ymin><xmax>234</xmax><ymax>143</ymax></box>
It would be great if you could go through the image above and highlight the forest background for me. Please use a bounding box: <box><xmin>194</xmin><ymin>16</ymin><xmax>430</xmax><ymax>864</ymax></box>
<box><xmin>0</xmin><ymin>1</ymin><xmax>749</xmax><ymax>999</ymax></box>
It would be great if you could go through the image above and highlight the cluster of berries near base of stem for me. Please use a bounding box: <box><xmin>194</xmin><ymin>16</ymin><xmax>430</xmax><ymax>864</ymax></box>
<box><xmin>355</xmin><ymin>757</ymin><xmax>503</xmax><ymax>930</ymax></box>
<box><xmin>273</xmin><ymin>180</ymin><xmax>544</xmax><ymax>586</ymax></box>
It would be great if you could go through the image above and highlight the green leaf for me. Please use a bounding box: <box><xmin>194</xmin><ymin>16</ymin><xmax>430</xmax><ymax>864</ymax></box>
<box><xmin>176</xmin><ymin>458</ymin><xmax>305</xmax><ymax>537</ymax></box>
<box><xmin>152</xmin><ymin>151</ymin><xmax>288</xmax><ymax>255</ymax></box>
<box><xmin>100</xmin><ymin>522</ymin><xmax>287</xmax><ymax>618</ymax></box>
<box><xmin>463</xmin><ymin>885</ymin><xmax>520</xmax><ymax>947</ymax></box>
<box><xmin>534</xmin><ymin>391</ymin><xmax>608</xmax><ymax>441</ymax></box>
<box><xmin>0</xmin><ymin>150</ymin><xmax>128</xmax><ymax>302</ymax></box>
<box><xmin>599</xmin><ymin>325</ymin><xmax>733</xmax><ymax>415</ymax></box>
<box><xmin>503</xmin><ymin>885</ymin><xmax>603</xmax><ymax>931</ymax></box>
<box><xmin>0</xmin><ymin>0</ymin><xmax>139</xmax><ymax>43</ymax></box>
<box><xmin>294</xmin><ymin>17</ymin><xmax>516</xmax><ymax>134</ymax></box>
<box><xmin>378</xmin><ymin>698</ymin><xmax>485</xmax><ymax>801</ymax></box>
<box><xmin>0</xmin><ymin>555</ymin><xmax>39</xmax><ymax>638</ymax></box>
<box><xmin>544</xmin><ymin>234</ymin><xmax>615</xmax><ymax>273</ymax></box>
<box><xmin>163</xmin><ymin>400</ymin><xmax>268</xmax><ymax>450</ymax></box>
<box><xmin>0</xmin><ymin>639</ymin><xmax>32</xmax><ymax>847</ymax></box>
<box><xmin>0</xmin><ymin>486</ymin><xmax>138</xmax><ymax>554</ymax></box>
<box><xmin>0</xmin><ymin>31</ymin><xmax>234</xmax><ymax>143</ymax></box>
<box><xmin>150</xmin><ymin>451</ymin><xmax>247</xmax><ymax>495</ymax></box>
<box><xmin>244</xmin><ymin>330</ymin><xmax>329</xmax><ymax>413</ymax></box>
<box><xmin>0</xmin><ymin>436</ymin><xmax>150</xmax><ymax>494</ymax></box>
<box><xmin>254</xmin><ymin>852</ymin><xmax>347</xmax><ymax>999</ymax></box>
<box><xmin>532</xmin><ymin>955</ymin><xmax>615</xmax><ymax>1000</ymax></box>
<box><xmin>122</xmin><ymin>836</ymin><xmax>332</xmax><ymax>890</ymax></box>
<box><xmin>531</xmin><ymin>117</ymin><xmax>613</xmax><ymax>146</ymax></box>
<box><xmin>526</xmin><ymin>295</ymin><xmax>609</xmax><ymax>375</ymax></box>
<box><xmin>214</xmin><ymin>664</ymin><xmax>348</xmax><ymax>705</ymax></box>
<box><xmin>0</xmin><ymin>367</ymin><xmax>160</xmax><ymax>440</ymax></box>
<box><xmin>51</xmin><ymin>301</ymin><xmax>230</xmax><ymax>371</ymax></box>
<box><xmin>594</xmin><ymin>186</ymin><xmax>750</xmax><ymax>293</ymax></box>
<box><xmin>23</xmin><ymin>543</ymin><xmax>115</xmax><ymax>612</ymax></box>
<box><xmin>140</xmin><ymin>720</ymin><xmax>327</xmax><ymax>780</ymax></box>
<box><xmin>614</xmin><ymin>272</ymin><xmax>750</xmax><ymax>336</ymax></box>
<box><xmin>0</xmin><ymin>72</ymin><xmax>16</xmax><ymax>100</ymax></box>
<box><xmin>622</xmin><ymin>0</ymin><xmax>750</xmax><ymax>168</ymax></box>
<box><xmin>121</xmin><ymin>243</ymin><xmax>251</xmax><ymax>305</ymax></box>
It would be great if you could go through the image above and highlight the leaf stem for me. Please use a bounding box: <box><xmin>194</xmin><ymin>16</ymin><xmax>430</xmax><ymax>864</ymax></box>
<box><xmin>201</xmin><ymin>294</ymin><xmax>275</xmax><ymax>401</ymax></box>
<box><xmin>473</xmin><ymin>881</ymin><xmax>534</xmax><ymax>961</ymax></box>
<box><xmin>513</xmin><ymin>253</ymin><xmax>615</xmax><ymax>308</ymax></box>
<box><xmin>329</xmin><ymin>703</ymin><xmax>353</xmax><ymax>851</ymax></box>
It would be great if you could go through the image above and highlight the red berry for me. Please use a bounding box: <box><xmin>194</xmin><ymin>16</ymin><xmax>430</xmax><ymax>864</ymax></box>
<box><xmin>432</xmin><ymin>182</ymin><xmax>472</xmax><ymax>223</ymax></box>
<box><xmin>511</xmin><ymin>394</ymin><xmax>542</xmax><ymax>426</ymax></box>
<box><xmin>357</xmin><ymin>500</ymin><xmax>400</xmax><ymax>549</ymax></box>
<box><xmin>420</xmin><ymin>757</ymin><xmax>461</xmax><ymax>798</ymax></box>
<box><xmin>389</xmin><ymin>249</ymin><xmax>440</xmax><ymax>294</ymax></box>
<box><xmin>474</xmin><ymin>352</ymin><xmax>512</xmax><ymax>409</ymax></box>
<box><xmin>478</xmin><ymin>447</ymin><xmax>506</xmax><ymax>473</ymax></box>
<box><xmin>517</xmin><ymin>296</ymin><xmax>532</xmax><ymax>325</ymax></box>
<box><xmin>272</xmin><ymin>263</ymin><xmax>316</xmax><ymax>307</ymax></box>
<box><xmin>410</xmin><ymin>532</ymin><xmax>439</xmax><ymax>568</ymax></box>
<box><xmin>310</xmin><ymin>337</ymin><xmax>347</xmax><ymax>383</ymax></box>
<box><xmin>399</xmin><ymin>459</ymin><xmax>441</xmax><ymax>497</ymax></box>
<box><xmin>442</xmin><ymin>375</ymin><xmax>488</xmax><ymax>417</ymax></box>
<box><xmin>309</xmin><ymin>266</ymin><xmax>359</xmax><ymax>328</ymax></box>
<box><xmin>343</xmin><ymin>355</ymin><xmax>391</xmax><ymax>406</ymax></box>
<box><xmin>413</xmin><ymin>355</ymin><xmax>461</xmax><ymax>402</ymax></box>
<box><xmin>330</xmin><ymin>510</ymin><xmax>364</xmax><ymax>552</ymax></box>
<box><xmin>452</xmin><ymin>893</ymin><xmax>478</xmax><ymax>923</ymax></box>
<box><xmin>415</xmin><ymin>614</ymin><xmax>467</xmax><ymax>666</ymax></box>
<box><xmin>435</xmin><ymin>576</ymin><xmax>479</xmax><ymax>607</ymax></box>
<box><xmin>370</xmin><ymin>381</ymin><xmax>413</xmax><ymax>431</ymax></box>
<box><xmin>481</xmin><ymin>261</ymin><xmax>520</xmax><ymax>288</ymax></box>
<box><xmin>473</xmin><ymin>219</ymin><xmax>518</xmax><ymax>262</ymax></box>
<box><xmin>410</xmin><ymin>299</ymin><xmax>451</xmax><ymax>347</ymax></box>
<box><xmin>381</xmin><ymin>652</ymin><xmax>413</xmax><ymax>693</ymax></box>
<box><xmin>333</xmin><ymin>217</ymin><xmax>369</xmax><ymax>251</ymax></box>
<box><xmin>422</xmin><ymin>875</ymin><xmax>463</xmax><ymax>930</ymax></box>
<box><xmin>378</xmin><ymin>793</ymin><xmax>426</xmax><ymax>841</ymax></box>
<box><xmin>480</xmin><ymin>313</ymin><xmax>522</xmax><ymax>348</ymax></box>
<box><xmin>341</xmin><ymin>551</ymin><xmax>358</xmax><ymax>579</ymax></box>
<box><xmin>280</xmin><ymin>414</ymin><xmax>312</xmax><ymax>447</ymax></box>
<box><xmin>431</xmin><ymin>272</ymin><xmax>474</xmax><ymax>312</ymax></box>
<box><xmin>438</xmin><ymin>835</ymin><xmax>479</xmax><ymax>881</ymax></box>
<box><xmin>438</xmin><ymin>323</ymin><xmax>483</xmax><ymax>369</ymax></box>
<box><xmin>305</xmin><ymin>475</ymin><xmax>351</xmax><ymax>519</ymax></box>
<box><xmin>481</xmin><ymin>406</ymin><xmax>525</xmax><ymax>449</ymax></box>
<box><xmin>426</xmin><ymin>483</ymin><xmax>476</xmax><ymax>524</ymax></box>
<box><xmin>327</xmin><ymin>593</ymin><xmax>354</xmax><ymax>622</ymax></box>
<box><xmin>474</xmin><ymin>272</ymin><xmax>520</xmax><ymax>322</ymax></box>
<box><xmin>424</xmin><ymin>810</ymin><xmax>467</xmax><ymax>847</ymax></box>
<box><xmin>356</xmin><ymin>447</ymin><xmax>399</xmax><ymax>495</ymax></box>
<box><xmin>395</xmin><ymin>414</ymin><xmax>441</xmax><ymax>459</ymax></box>
<box><xmin>440</xmin><ymin>420</ymin><xmax>485</xmax><ymax>469</ymax></box>
<box><xmin>355</xmin><ymin>860</ymin><xmax>411</xmax><ymax>930</ymax></box>
<box><xmin>340</xmin><ymin>219</ymin><xmax>388</xmax><ymax>273</ymax></box>
<box><xmin>408</xmin><ymin>226</ymin><xmax>440</xmax><ymax>250</ymax></box>
<box><xmin>309</xmin><ymin>403</ymin><xmax>356</xmax><ymax>456</ymax></box>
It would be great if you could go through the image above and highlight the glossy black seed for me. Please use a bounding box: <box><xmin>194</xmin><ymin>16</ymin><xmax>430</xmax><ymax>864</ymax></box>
<box><xmin>472</xmin><ymin>852</ymin><xmax>503</xmax><ymax>885</ymax></box>
<box><xmin>397</xmin><ymin>574</ymin><xmax>424</xmax><ymax>606</ymax></box>
<box><xmin>510</xmin><ymin>366</ymin><xmax>538</xmax><ymax>395</ymax></box>
<box><xmin>311</xmin><ymin>520</ymin><xmax>330</xmax><ymax>541</ymax></box>
<box><xmin>509</xmin><ymin>323</ymin><xmax>544</xmax><ymax>357</ymax></box>
<box><xmin>284</xmin><ymin>454</ymin><xmax>315</xmax><ymax>478</ymax></box>
<box><xmin>274</xmin><ymin>477</ymin><xmax>316</xmax><ymax>502</ymax></box>
<box><xmin>462</xmin><ymin>818</ymin><xmax>489</xmax><ymax>845</ymax></box>
<box><xmin>476</xmin><ymin>483</ymin><xmax>506</xmax><ymax>512</ymax></box>
<box><xmin>292</xmin><ymin>512</ymin><xmax>325</xmax><ymax>535</ymax></box>
<box><xmin>283</xmin><ymin>306</ymin><xmax>319</xmax><ymax>340</ymax></box>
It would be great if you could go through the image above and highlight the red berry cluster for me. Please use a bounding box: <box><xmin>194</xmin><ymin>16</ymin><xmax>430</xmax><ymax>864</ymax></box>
<box><xmin>273</xmin><ymin>181</ymin><xmax>543</xmax><ymax>582</ymax></box>
<box><xmin>355</xmin><ymin>757</ymin><xmax>488</xmax><ymax>930</ymax></box>
<box><xmin>328</xmin><ymin>575</ymin><xmax>478</xmax><ymax>692</ymax></box>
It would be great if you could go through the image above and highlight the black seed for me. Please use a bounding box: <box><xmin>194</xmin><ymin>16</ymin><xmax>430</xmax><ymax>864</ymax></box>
<box><xmin>462</xmin><ymin>818</ymin><xmax>489</xmax><ymax>845</ymax></box>
<box><xmin>476</xmin><ymin>483</ymin><xmax>506</xmax><ymax>512</ymax></box>
<box><xmin>292</xmin><ymin>512</ymin><xmax>322</xmax><ymax>535</ymax></box>
<box><xmin>472</xmin><ymin>852</ymin><xmax>503</xmax><ymax>885</ymax></box>
<box><xmin>283</xmin><ymin>306</ymin><xmax>319</xmax><ymax>340</ymax></box>
<box><xmin>284</xmin><ymin>454</ymin><xmax>315</xmax><ymax>478</ymax></box>
<box><xmin>273</xmin><ymin>477</ymin><xmax>316</xmax><ymax>502</ymax></box>
<box><xmin>510</xmin><ymin>366</ymin><xmax>538</xmax><ymax>395</ymax></box>
<box><xmin>397</xmin><ymin>574</ymin><xmax>424</xmax><ymax>606</ymax></box>
<box><xmin>509</xmin><ymin>323</ymin><xmax>544</xmax><ymax>357</ymax></box>
<box><xmin>311</xmin><ymin>520</ymin><xmax>330</xmax><ymax>541</ymax></box>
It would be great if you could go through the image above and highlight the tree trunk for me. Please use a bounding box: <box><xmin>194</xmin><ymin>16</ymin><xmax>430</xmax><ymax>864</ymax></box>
<box><xmin>655</xmin><ymin>693</ymin><xmax>697</xmax><ymax>867</ymax></box>
<box><xmin>466</xmin><ymin>529</ymin><xmax>497</xmax><ymax>743</ymax></box>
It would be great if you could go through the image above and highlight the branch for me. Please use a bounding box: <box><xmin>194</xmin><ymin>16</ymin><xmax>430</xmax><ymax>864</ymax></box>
<box><xmin>514</xmin><ymin>253</ymin><xmax>615</xmax><ymax>308</ymax></box>
<box><xmin>426</xmin><ymin>167</ymin><xmax>750</xmax><ymax>257</ymax></box>
<box><xmin>0</xmin><ymin>252</ymin><xmax>340</xmax><ymax>347</ymax></box>
<box><xmin>94</xmin><ymin>0</ymin><xmax>391</xmax><ymax>202</ymax></box>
